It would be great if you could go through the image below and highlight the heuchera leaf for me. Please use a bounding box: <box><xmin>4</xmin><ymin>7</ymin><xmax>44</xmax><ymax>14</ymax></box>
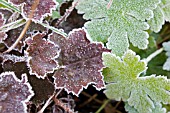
<box><xmin>4</xmin><ymin>22</ymin><xmax>48</xmax><ymax>52</ymax></box>
<box><xmin>148</xmin><ymin>0</ymin><xmax>170</xmax><ymax>32</ymax></box>
<box><xmin>163</xmin><ymin>41</ymin><xmax>170</xmax><ymax>71</ymax></box>
<box><xmin>125</xmin><ymin>102</ymin><xmax>166</xmax><ymax>113</ymax></box>
<box><xmin>49</xmin><ymin>29</ymin><xmax>109</xmax><ymax>96</ymax></box>
<box><xmin>0</xmin><ymin>12</ymin><xmax>7</xmax><ymax>42</ymax></box>
<box><xmin>103</xmin><ymin>50</ymin><xmax>170</xmax><ymax>113</ymax></box>
<box><xmin>9</xmin><ymin>0</ymin><xmax>58</xmax><ymax>22</ymax></box>
<box><xmin>25</xmin><ymin>32</ymin><xmax>60</xmax><ymax>78</ymax></box>
<box><xmin>0</xmin><ymin>72</ymin><xmax>34</xmax><ymax>113</ymax></box>
<box><xmin>75</xmin><ymin>0</ymin><xmax>160</xmax><ymax>56</ymax></box>
<box><xmin>1</xmin><ymin>58</ymin><xmax>55</xmax><ymax>104</ymax></box>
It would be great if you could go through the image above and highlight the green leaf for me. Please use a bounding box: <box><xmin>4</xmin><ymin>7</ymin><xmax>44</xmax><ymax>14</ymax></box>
<box><xmin>160</xmin><ymin>0</ymin><xmax>170</xmax><ymax>21</ymax></box>
<box><xmin>148</xmin><ymin>0</ymin><xmax>170</xmax><ymax>33</ymax></box>
<box><xmin>125</xmin><ymin>102</ymin><xmax>166</xmax><ymax>113</ymax></box>
<box><xmin>0</xmin><ymin>0</ymin><xmax>21</xmax><ymax>13</ymax></box>
<box><xmin>0</xmin><ymin>18</ymin><xmax>26</xmax><ymax>32</ymax></box>
<box><xmin>147</xmin><ymin>6</ymin><xmax>164</xmax><ymax>33</ymax></box>
<box><xmin>75</xmin><ymin>0</ymin><xmax>160</xmax><ymax>56</ymax></box>
<box><xmin>163</xmin><ymin>41</ymin><xmax>170</xmax><ymax>71</ymax></box>
<box><xmin>102</xmin><ymin>50</ymin><xmax>170</xmax><ymax>113</ymax></box>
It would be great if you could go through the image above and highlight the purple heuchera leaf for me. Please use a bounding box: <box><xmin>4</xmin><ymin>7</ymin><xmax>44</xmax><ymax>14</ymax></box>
<box><xmin>9</xmin><ymin>0</ymin><xmax>58</xmax><ymax>22</ymax></box>
<box><xmin>25</xmin><ymin>32</ymin><xmax>60</xmax><ymax>79</ymax></box>
<box><xmin>4</xmin><ymin>22</ymin><xmax>48</xmax><ymax>52</ymax></box>
<box><xmin>0</xmin><ymin>13</ymin><xmax>7</xmax><ymax>42</ymax></box>
<box><xmin>0</xmin><ymin>72</ymin><xmax>34</xmax><ymax>113</ymax></box>
<box><xmin>49</xmin><ymin>29</ymin><xmax>110</xmax><ymax>96</ymax></box>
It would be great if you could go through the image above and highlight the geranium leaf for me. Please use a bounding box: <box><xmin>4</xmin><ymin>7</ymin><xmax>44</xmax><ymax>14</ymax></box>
<box><xmin>163</xmin><ymin>41</ymin><xmax>170</xmax><ymax>71</ymax></box>
<box><xmin>148</xmin><ymin>0</ymin><xmax>170</xmax><ymax>32</ymax></box>
<box><xmin>75</xmin><ymin>0</ymin><xmax>160</xmax><ymax>56</ymax></box>
<box><xmin>50</xmin><ymin>29</ymin><xmax>109</xmax><ymax>96</ymax></box>
<box><xmin>103</xmin><ymin>50</ymin><xmax>170</xmax><ymax>113</ymax></box>
<box><xmin>9</xmin><ymin>0</ymin><xmax>58</xmax><ymax>22</ymax></box>
<box><xmin>25</xmin><ymin>32</ymin><xmax>60</xmax><ymax>79</ymax></box>
<box><xmin>0</xmin><ymin>72</ymin><xmax>34</xmax><ymax>113</ymax></box>
<box><xmin>125</xmin><ymin>102</ymin><xmax>166</xmax><ymax>113</ymax></box>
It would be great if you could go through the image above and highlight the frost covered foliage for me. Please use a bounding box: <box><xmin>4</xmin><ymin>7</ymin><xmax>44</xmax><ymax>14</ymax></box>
<box><xmin>0</xmin><ymin>0</ymin><xmax>170</xmax><ymax>113</ymax></box>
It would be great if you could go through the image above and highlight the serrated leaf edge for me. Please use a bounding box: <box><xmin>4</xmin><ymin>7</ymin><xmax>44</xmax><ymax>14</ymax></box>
<box><xmin>0</xmin><ymin>71</ymin><xmax>34</xmax><ymax>113</ymax></box>
<box><xmin>25</xmin><ymin>32</ymin><xmax>60</xmax><ymax>79</ymax></box>
<box><xmin>53</xmin><ymin>28</ymin><xmax>107</xmax><ymax>96</ymax></box>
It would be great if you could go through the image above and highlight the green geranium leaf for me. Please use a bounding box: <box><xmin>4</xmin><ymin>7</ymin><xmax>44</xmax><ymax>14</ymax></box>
<box><xmin>148</xmin><ymin>0</ymin><xmax>170</xmax><ymax>33</ymax></box>
<box><xmin>103</xmin><ymin>50</ymin><xmax>170</xmax><ymax>113</ymax></box>
<box><xmin>125</xmin><ymin>102</ymin><xmax>166</xmax><ymax>113</ymax></box>
<box><xmin>163</xmin><ymin>41</ymin><xmax>170</xmax><ymax>71</ymax></box>
<box><xmin>75</xmin><ymin>0</ymin><xmax>160</xmax><ymax>56</ymax></box>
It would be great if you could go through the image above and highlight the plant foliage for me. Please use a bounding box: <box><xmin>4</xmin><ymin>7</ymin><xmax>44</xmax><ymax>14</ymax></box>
<box><xmin>163</xmin><ymin>41</ymin><xmax>170</xmax><ymax>71</ymax></box>
<box><xmin>75</xmin><ymin>0</ymin><xmax>160</xmax><ymax>56</ymax></box>
<box><xmin>103</xmin><ymin>50</ymin><xmax>170</xmax><ymax>113</ymax></box>
<box><xmin>50</xmin><ymin>29</ymin><xmax>109</xmax><ymax>96</ymax></box>
<box><xmin>0</xmin><ymin>72</ymin><xmax>34</xmax><ymax>113</ymax></box>
<box><xmin>0</xmin><ymin>0</ymin><xmax>170</xmax><ymax>112</ymax></box>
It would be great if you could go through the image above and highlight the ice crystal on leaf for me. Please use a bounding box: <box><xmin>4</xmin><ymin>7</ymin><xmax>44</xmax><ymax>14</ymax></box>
<box><xmin>49</xmin><ymin>29</ymin><xmax>109</xmax><ymax>96</ymax></box>
<box><xmin>0</xmin><ymin>72</ymin><xmax>34</xmax><ymax>113</ymax></box>
<box><xmin>9</xmin><ymin>0</ymin><xmax>58</xmax><ymax>22</ymax></box>
<box><xmin>25</xmin><ymin>33</ymin><xmax>60</xmax><ymax>78</ymax></box>
<box><xmin>125</xmin><ymin>102</ymin><xmax>166</xmax><ymax>113</ymax></box>
<box><xmin>75</xmin><ymin>0</ymin><xmax>160</xmax><ymax>56</ymax></box>
<box><xmin>163</xmin><ymin>41</ymin><xmax>170</xmax><ymax>71</ymax></box>
<box><xmin>103</xmin><ymin>50</ymin><xmax>170</xmax><ymax>113</ymax></box>
<box><xmin>148</xmin><ymin>0</ymin><xmax>170</xmax><ymax>32</ymax></box>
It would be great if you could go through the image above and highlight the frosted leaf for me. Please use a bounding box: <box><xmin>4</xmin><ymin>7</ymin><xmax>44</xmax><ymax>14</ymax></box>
<box><xmin>2</xmin><ymin>59</ymin><xmax>55</xmax><ymax>104</ymax></box>
<box><xmin>160</xmin><ymin>0</ymin><xmax>170</xmax><ymax>22</ymax></box>
<box><xmin>103</xmin><ymin>50</ymin><xmax>170</xmax><ymax>113</ymax></box>
<box><xmin>0</xmin><ymin>72</ymin><xmax>34</xmax><ymax>113</ymax></box>
<box><xmin>147</xmin><ymin>6</ymin><xmax>164</xmax><ymax>33</ymax></box>
<box><xmin>163</xmin><ymin>41</ymin><xmax>170</xmax><ymax>71</ymax></box>
<box><xmin>9</xmin><ymin>0</ymin><xmax>58</xmax><ymax>22</ymax></box>
<box><xmin>25</xmin><ymin>32</ymin><xmax>60</xmax><ymax>79</ymax></box>
<box><xmin>75</xmin><ymin>0</ymin><xmax>160</xmax><ymax>56</ymax></box>
<box><xmin>125</xmin><ymin>102</ymin><xmax>166</xmax><ymax>113</ymax></box>
<box><xmin>50</xmin><ymin>29</ymin><xmax>109</xmax><ymax>96</ymax></box>
<box><xmin>4</xmin><ymin>22</ymin><xmax>48</xmax><ymax>52</ymax></box>
<box><xmin>148</xmin><ymin>0</ymin><xmax>170</xmax><ymax>32</ymax></box>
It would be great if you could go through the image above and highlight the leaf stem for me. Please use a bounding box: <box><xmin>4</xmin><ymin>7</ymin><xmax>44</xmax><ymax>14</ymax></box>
<box><xmin>95</xmin><ymin>99</ymin><xmax>110</xmax><ymax>113</ymax></box>
<box><xmin>55</xmin><ymin>0</ymin><xmax>80</xmax><ymax>27</ymax></box>
<box><xmin>0</xmin><ymin>0</ymin><xmax>21</xmax><ymax>13</ymax></box>
<box><xmin>37</xmin><ymin>93</ymin><xmax>56</xmax><ymax>113</ymax></box>
<box><xmin>145</xmin><ymin>47</ymin><xmax>164</xmax><ymax>64</ymax></box>
<box><xmin>4</xmin><ymin>0</ymin><xmax>40</xmax><ymax>53</ymax></box>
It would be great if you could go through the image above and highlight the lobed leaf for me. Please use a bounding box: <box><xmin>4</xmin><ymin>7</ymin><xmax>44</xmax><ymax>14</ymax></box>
<box><xmin>125</xmin><ymin>102</ymin><xmax>166</xmax><ymax>113</ymax></box>
<box><xmin>25</xmin><ymin>32</ymin><xmax>60</xmax><ymax>79</ymax></box>
<box><xmin>75</xmin><ymin>0</ymin><xmax>160</xmax><ymax>56</ymax></box>
<box><xmin>148</xmin><ymin>0</ymin><xmax>170</xmax><ymax>32</ymax></box>
<box><xmin>163</xmin><ymin>41</ymin><xmax>170</xmax><ymax>71</ymax></box>
<box><xmin>4</xmin><ymin>22</ymin><xmax>47</xmax><ymax>52</ymax></box>
<box><xmin>9</xmin><ymin>0</ymin><xmax>58</xmax><ymax>22</ymax></box>
<box><xmin>0</xmin><ymin>72</ymin><xmax>34</xmax><ymax>113</ymax></box>
<box><xmin>50</xmin><ymin>29</ymin><xmax>109</xmax><ymax>96</ymax></box>
<box><xmin>103</xmin><ymin>50</ymin><xmax>170</xmax><ymax>113</ymax></box>
<box><xmin>1</xmin><ymin>58</ymin><xmax>55</xmax><ymax>104</ymax></box>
